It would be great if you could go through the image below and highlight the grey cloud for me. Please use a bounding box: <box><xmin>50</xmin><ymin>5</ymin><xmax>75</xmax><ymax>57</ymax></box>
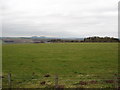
<box><xmin>2</xmin><ymin>0</ymin><xmax>119</xmax><ymax>37</ymax></box>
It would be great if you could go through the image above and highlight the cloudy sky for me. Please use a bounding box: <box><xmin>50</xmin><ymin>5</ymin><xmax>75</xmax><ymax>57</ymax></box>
<box><xmin>1</xmin><ymin>0</ymin><xmax>119</xmax><ymax>38</ymax></box>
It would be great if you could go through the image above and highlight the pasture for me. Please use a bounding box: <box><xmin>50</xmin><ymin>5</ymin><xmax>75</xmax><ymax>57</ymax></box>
<box><xmin>2</xmin><ymin>43</ymin><xmax>119</xmax><ymax>88</ymax></box>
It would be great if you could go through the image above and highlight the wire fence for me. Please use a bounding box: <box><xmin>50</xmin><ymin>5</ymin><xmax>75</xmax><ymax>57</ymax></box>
<box><xmin>2</xmin><ymin>73</ymin><xmax>120</xmax><ymax>88</ymax></box>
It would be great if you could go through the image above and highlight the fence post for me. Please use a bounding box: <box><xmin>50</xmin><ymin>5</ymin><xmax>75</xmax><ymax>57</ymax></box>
<box><xmin>8</xmin><ymin>73</ymin><xmax>11</xmax><ymax>88</ymax></box>
<box><xmin>114</xmin><ymin>74</ymin><xmax>118</xmax><ymax>89</ymax></box>
<box><xmin>55</xmin><ymin>74</ymin><xmax>58</xmax><ymax>88</ymax></box>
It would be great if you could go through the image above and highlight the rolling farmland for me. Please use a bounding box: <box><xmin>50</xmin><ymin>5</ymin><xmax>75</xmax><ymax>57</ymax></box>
<box><xmin>2</xmin><ymin>43</ymin><xmax>119</xmax><ymax>88</ymax></box>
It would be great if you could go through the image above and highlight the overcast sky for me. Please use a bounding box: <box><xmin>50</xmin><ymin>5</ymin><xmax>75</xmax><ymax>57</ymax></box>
<box><xmin>1</xmin><ymin>0</ymin><xmax>119</xmax><ymax>38</ymax></box>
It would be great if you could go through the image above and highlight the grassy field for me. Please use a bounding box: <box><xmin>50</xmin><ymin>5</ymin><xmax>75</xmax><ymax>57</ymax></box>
<box><xmin>2</xmin><ymin>43</ymin><xmax>119</xmax><ymax>88</ymax></box>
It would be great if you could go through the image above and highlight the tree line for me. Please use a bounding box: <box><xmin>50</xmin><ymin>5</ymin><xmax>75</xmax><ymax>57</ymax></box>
<box><xmin>83</xmin><ymin>37</ymin><xmax>119</xmax><ymax>42</ymax></box>
<box><xmin>49</xmin><ymin>37</ymin><xmax>119</xmax><ymax>43</ymax></box>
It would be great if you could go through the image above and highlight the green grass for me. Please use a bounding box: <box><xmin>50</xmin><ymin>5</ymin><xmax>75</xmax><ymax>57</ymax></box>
<box><xmin>2</xmin><ymin>43</ymin><xmax>118</xmax><ymax>88</ymax></box>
